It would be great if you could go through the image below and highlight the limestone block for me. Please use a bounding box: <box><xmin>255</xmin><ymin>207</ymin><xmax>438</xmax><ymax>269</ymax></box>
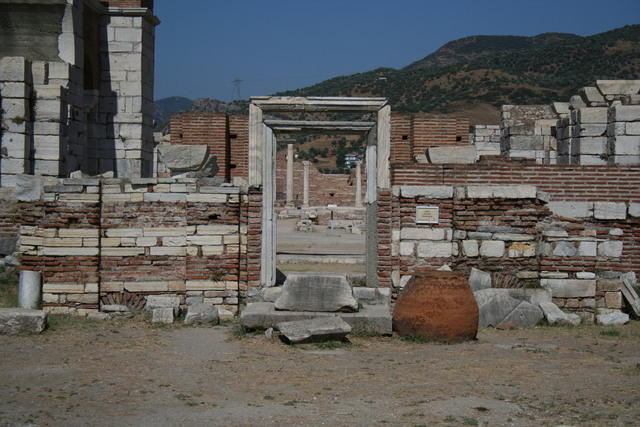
<box><xmin>466</xmin><ymin>185</ymin><xmax>537</xmax><ymax>199</ymax></box>
<box><xmin>507</xmin><ymin>242</ymin><xmax>536</xmax><ymax>257</ymax></box>
<box><xmin>136</xmin><ymin>237</ymin><xmax>157</xmax><ymax>247</ymax></box>
<box><xmin>399</xmin><ymin>185</ymin><xmax>453</xmax><ymax>199</ymax></box>
<box><xmin>576</xmin><ymin>137</ymin><xmax>607</xmax><ymax>155</ymax></box>
<box><xmin>399</xmin><ymin>242</ymin><xmax>414</xmax><ymax>256</ymax></box>
<box><xmin>158</xmin><ymin>144</ymin><xmax>209</xmax><ymax>172</ymax></box>
<box><xmin>627</xmin><ymin>122</ymin><xmax>640</xmax><ymax>135</ymax></box>
<box><xmin>469</xmin><ymin>268</ymin><xmax>491</xmax><ymax>291</ymax></box>
<box><xmin>597</xmin><ymin>241</ymin><xmax>623</xmax><ymax>258</ymax></box>
<box><xmin>578</xmin><ymin>241</ymin><xmax>597</xmax><ymax>257</ymax></box>
<box><xmin>594</xmin><ymin>202</ymin><xmax>627</xmax><ymax>220</ymax></box>
<box><xmin>595</xmin><ymin>309</ymin><xmax>629</xmax><ymax>326</ymax></box>
<box><xmin>427</xmin><ymin>146</ymin><xmax>477</xmax><ymax>164</ymax></box>
<box><xmin>276</xmin><ymin>317</ymin><xmax>351</xmax><ymax>344</ymax></box>
<box><xmin>417</xmin><ymin>242</ymin><xmax>452</xmax><ymax>258</ymax></box>
<box><xmin>596</xmin><ymin>80</ymin><xmax>640</xmax><ymax>96</ymax></box>
<box><xmin>611</xmin><ymin>136</ymin><xmax>640</xmax><ymax>155</ymax></box>
<box><xmin>577</xmin><ymin>124</ymin><xmax>607</xmax><ymax>137</ymax></box>
<box><xmin>196</xmin><ymin>224</ymin><xmax>237</xmax><ymax>235</ymax></box>
<box><xmin>569</xmin><ymin>95</ymin><xmax>586</xmax><ymax>110</ymax></box>
<box><xmin>102</xmin><ymin>247</ymin><xmax>145</xmax><ymax>256</ymax></box>
<box><xmin>105</xmin><ymin>228</ymin><xmax>143</xmax><ymax>238</ymax></box>
<box><xmin>202</xmin><ymin>246</ymin><xmax>224</xmax><ymax>256</ymax></box>
<box><xmin>608</xmin><ymin>105</ymin><xmax>640</xmax><ymax>122</ymax></box>
<box><xmin>474</xmin><ymin>289</ymin><xmax>521</xmax><ymax>328</ymax></box>
<box><xmin>552</xmin><ymin>102</ymin><xmax>570</xmax><ymax>115</ymax></box>
<box><xmin>185</xmin><ymin>280</ymin><xmax>227</xmax><ymax>291</ymax></box>
<box><xmin>508</xmin><ymin>135</ymin><xmax>546</xmax><ymax>150</ymax></box>
<box><xmin>162</xmin><ymin>236</ymin><xmax>186</xmax><ymax>247</ymax></box>
<box><xmin>143</xmin><ymin>227</ymin><xmax>186</xmax><ymax>237</ymax></box>
<box><xmin>151</xmin><ymin>308</ymin><xmax>174</xmax><ymax>324</ymax></box>
<box><xmin>184</xmin><ymin>303</ymin><xmax>219</xmax><ymax>326</ymax></box>
<box><xmin>629</xmin><ymin>203</ymin><xmax>640</xmax><ymax>218</ymax></box>
<box><xmin>150</xmin><ymin>247</ymin><xmax>186</xmax><ymax>256</ymax></box>
<box><xmin>479</xmin><ymin>241</ymin><xmax>505</xmax><ymax>257</ymax></box>
<box><xmin>186</xmin><ymin>235</ymin><xmax>222</xmax><ymax>246</ymax></box>
<box><xmin>0</xmin><ymin>308</ymin><xmax>47</xmax><ymax>335</ymax></box>
<box><xmin>540</xmin><ymin>279</ymin><xmax>596</xmax><ymax>298</ymax></box>
<box><xmin>577</xmin><ymin>107</ymin><xmax>608</xmax><ymax>124</ymax></box>
<box><xmin>1</xmin><ymin>133</ymin><xmax>30</xmax><ymax>158</ymax></box>
<box><xmin>461</xmin><ymin>240</ymin><xmax>479</xmax><ymax>257</ymax></box>
<box><xmin>0</xmin><ymin>57</ymin><xmax>28</xmax><ymax>82</ymax></box>
<box><xmin>501</xmin><ymin>301</ymin><xmax>544</xmax><ymax>328</ymax></box>
<box><xmin>274</xmin><ymin>273</ymin><xmax>357</xmax><ymax>312</ymax></box>
<box><xmin>579</xmin><ymin>86</ymin><xmax>606</xmax><ymax>105</ymax></box>
<box><xmin>493</xmin><ymin>233</ymin><xmax>534</xmax><ymax>241</ymax></box>
<box><xmin>400</xmin><ymin>227</ymin><xmax>448</xmax><ymax>241</ymax></box>
<box><xmin>605</xmin><ymin>292</ymin><xmax>622</xmax><ymax>309</ymax></box>
<box><xmin>0</xmin><ymin>82</ymin><xmax>31</xmax><ymax>99</ymax></box>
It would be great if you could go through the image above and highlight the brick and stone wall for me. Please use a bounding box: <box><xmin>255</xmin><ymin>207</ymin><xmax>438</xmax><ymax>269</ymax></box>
<box><xmin>381</xmin><ymin>184</ymin><xmax>632</xmax><ymax>319</ymax></box>
<box><xmin>18</xmin><ymin>177</ymin><xmax>256</xmax><ymax>316</ymax></box>
<box><xmin>472</xmin><ymin>125</ymin><xmax>501</xmax><ymax>157</ymax></box>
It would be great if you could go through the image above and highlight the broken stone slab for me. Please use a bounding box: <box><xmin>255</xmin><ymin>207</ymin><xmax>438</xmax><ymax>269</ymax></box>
<box><xmin>506</xmin><ymin>288</ymin><xmax>552</xmax><ymax>305</ymax></box>
<box><xmin>151</xmin><ymin>307</ymin><xmax>174</xmax><ymax>324</ymax></box>
<box><xmin>620</xmin><ymin>275</ymin><xmax>640</xmax><ymax>318</ymax></box>
<box><xmin>539</xmin><ymin>301</ymin><xmax>571</xmax><ymax>326</ymax></box>
<box><xmin>500</xmin><ymin>301</ymin><xmax>544</xmax><ymax>328</ymax></box>
<box><xmin>275</xmin><ymin>273</ymin><xmax>357</xmax><ymax>312</ymax></box>
<box><xmin>185</xmin><ymin>296</ymin><xmax>204</xmax><ymax>306</ymax></box>
<box><xmin>158</xmin><ymin>144</ymin><xmax>209</xmax><ymax>172</ymax></box>
<box><xmin>0</xmin><ymin>308</ymin><xmax>47</xmax><ymax>335</ymax></box>
<box><xmin>261</xmin><ymin>286</ymin><xmax>282</xmax><ymax>303</ymax></box>
<box><xmin>145</xmin><ymin>295</ymin><xmax>181</xmax><ymax>315</ymax></box>
<box><xmin>352</xmin><ymin>287</ymin><xmax>389</xmax><ymax>305</ymax></box>
<box><xmin>184</xmin><ymin>303</ymin><xmax>219</xmax><ymax>326</ymax></box>
<box><xmin>15</xmin><ymin>174</ymin><xmax>43</xmax><ymax>202</ymax></box>
<box><xmin>427</xmin><ymin>146</ymin><xmax>477</xmax><ymax>164</ymax></box>
<box><xmin>474</xmin><ymin>289</ymin><xmax>522</xmax><ymax>328</ymax></box>
<box><xmin>579</xmin><ymin>86</ymin><xmax>606</xmax><ymax>106</ymax></box>
<box><xmin>540</xmin><ymin>279</ymin><xmax>596</xmax><ymax>298</ymax></box>
<box><xmin>468</xmin><ymin>268</ymin><xmax>491</xmax><ymax>291</ymax></box>
<box><xmin>596</xmin><ymin>309</ymin><xmax>630</xmax><ymax>326</ymax></box>
<box><xmin>218</xmin><ymin>308</ymin><xmax>235</xmax><ymax>322</ymax></box>
<box><xmin>240</xmin><ymin>302</ymin><xmax>392</xmax><ymax>335</ymax></box>
<box><xmin>276</xmin><ymin>317</ymin><xmax>352</xmax><ymax>344</ymax></box>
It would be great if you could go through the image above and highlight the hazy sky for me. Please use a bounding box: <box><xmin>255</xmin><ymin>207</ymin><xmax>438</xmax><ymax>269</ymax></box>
<box><xmin>154</xmin><ymin>0</ymin><xmax>640</xmax><ymax>102</ymax></box>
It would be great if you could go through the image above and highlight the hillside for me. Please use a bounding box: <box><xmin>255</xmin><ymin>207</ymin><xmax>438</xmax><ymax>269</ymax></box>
<box><xmin>278</xmin><ymin>25</ymin><xmax>640</xmax><ymax>124</ymax></box>
<box><xmin>154</xmin><ymin>96</ymin><xmax>193</xmax><ymax>131</ymax></box>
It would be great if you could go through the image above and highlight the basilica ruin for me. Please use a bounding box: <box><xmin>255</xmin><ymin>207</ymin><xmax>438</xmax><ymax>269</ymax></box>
<box><xmin>1</xmin><ymin>0</ymin><xmax>639</xmax><ymax>331</ymax></box>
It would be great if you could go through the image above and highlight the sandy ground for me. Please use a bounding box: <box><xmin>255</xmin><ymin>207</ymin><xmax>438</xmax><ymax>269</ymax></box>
<box><xmin>1</xmin><ymin>316</ymin><xmax>639</xmax><ymax>427</ymax></box>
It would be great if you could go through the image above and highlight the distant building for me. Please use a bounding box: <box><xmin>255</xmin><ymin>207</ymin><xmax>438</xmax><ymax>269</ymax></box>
<box><xmin>344</xmin><ymin>152</ymin><xmax>360</xmax><ymax>167</ymax></box>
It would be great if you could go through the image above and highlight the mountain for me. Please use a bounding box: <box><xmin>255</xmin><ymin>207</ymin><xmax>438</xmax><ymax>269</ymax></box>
<box><xmin>278</xmin><ymin>25</ymin><xmax>640</xmax><ymax>124</ymax></box>
<box><xmin>154</xmin><ymin>96</ymin><xmax>193</xmax><ymax>131</ymax></box>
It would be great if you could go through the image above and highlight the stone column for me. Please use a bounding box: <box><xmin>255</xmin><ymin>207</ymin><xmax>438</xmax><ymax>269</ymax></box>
<box><xmin>303</xmin><ymin>160</ymin><xmax>310</xmax><ymax>208</ymax></box>
<box><xmin>355</xmin><ymin>161</ymin><xmax>363</xmax><ymax>208</ymax></box>
<box><xmin>286</xmin><ymin>143</ymin><xmax>294</xmax><ymax>206</ymax></box>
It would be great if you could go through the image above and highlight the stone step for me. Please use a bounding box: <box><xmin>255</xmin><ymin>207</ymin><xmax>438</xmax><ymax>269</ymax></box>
<box><xmin>275</xmin><ymin>272</ymin><xmax>358</xmax><ymax>312</ymax></box>
<box><xmin>240</xmin><ymin>302</ymin><xmax>392</xmax><ymax>335</ymax></box>
<box><xmin>0</xmin><ymin>308</ymin><xmax>48</xmax><ymax>335</ymax></box>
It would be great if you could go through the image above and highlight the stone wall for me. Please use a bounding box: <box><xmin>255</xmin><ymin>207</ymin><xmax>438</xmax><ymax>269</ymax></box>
<box><xmin>500</xmin><ymin>105</ymin><xmax>558</xmax><ymax>164</ymax></box>
<box><xmin>471</xmin><ymin>125</ymin><xmax>501</xmax><ymax>157</ymax></box>
<box><xmin>0</xmin><ymin>1</ymin><xmax>158</xmax><ymax>186</ymax></box>
<box><xmin>381</xmin><ymin>184</ymin><xmax>630</xmax><ymax>319</ymax></box>
<box><xmin>18</xmin><ymin>177</ymin><xmax>256</xmax><ymax>316</ymax></box>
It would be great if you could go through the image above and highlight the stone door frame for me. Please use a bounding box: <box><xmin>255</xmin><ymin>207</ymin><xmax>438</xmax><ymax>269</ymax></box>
<box><xmin>248</xmin><ymin>96</ymin><xmax>391</xmax><ymax>287</ymax></box>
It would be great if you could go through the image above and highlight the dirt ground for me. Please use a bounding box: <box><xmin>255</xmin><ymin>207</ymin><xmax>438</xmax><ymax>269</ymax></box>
<box><xmin>1</xmin><ymin>316</ymin><xmax>639</xmax><ymax>427</ymax></box>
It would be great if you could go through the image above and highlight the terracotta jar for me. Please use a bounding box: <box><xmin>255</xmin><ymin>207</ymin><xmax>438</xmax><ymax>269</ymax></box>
<box><xmin>393</xmin><ymin>268</ymin><xmax>478</xmax><ymax>341</ymax></box>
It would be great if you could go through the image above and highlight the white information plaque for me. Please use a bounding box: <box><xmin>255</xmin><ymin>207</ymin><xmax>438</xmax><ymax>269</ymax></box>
<box><xmin>416</xmin><ymin>206</ymin><xmax>439</xmax><ymax>224</ymax></box>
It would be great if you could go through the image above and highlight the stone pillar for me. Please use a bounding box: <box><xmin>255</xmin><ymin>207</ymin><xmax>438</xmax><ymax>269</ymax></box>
<box><xmin>286</xmin><ymin>143</ymin><xmax>294</xmax><ymax>206</ymax></box>
<box><xmin>355</xmin><ymin>161</ymin><xmax>363</xmax><ymax>208</ymax></box>
<box><xmin>303</xmin><ymin>160</ymin><xmax>310</xmax><ymax>208</ymax></box>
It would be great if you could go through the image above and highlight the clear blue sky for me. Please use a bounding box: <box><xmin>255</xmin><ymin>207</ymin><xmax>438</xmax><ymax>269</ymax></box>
<box><xmin>154</xmin><ymin>0</ymin><xmax>640</xmax><ymax>102</ymax></box>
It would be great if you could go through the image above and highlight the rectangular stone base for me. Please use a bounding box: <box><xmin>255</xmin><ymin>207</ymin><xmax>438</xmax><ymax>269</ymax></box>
<box><xmin>240</xmin><ymin>302</ymin><xmax>392</xmax><ymax>335</ymax></box>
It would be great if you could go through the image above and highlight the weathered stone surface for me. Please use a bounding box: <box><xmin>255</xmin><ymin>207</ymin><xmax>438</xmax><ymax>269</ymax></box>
<box><xmin>541</xmin><ymin>279</ymin><xmax>596</xmax><ymax>298</ymax></box>
<box><xmin>594</xmin><ymin>202</ymin><xmax>627</xmax><ymax>220</ymax></box>
<box><xmin>158</xmin><ymin>144</ymin><xmax>209</xmax><ymax>171</ymax></box>
<box><xmin>340</xmin><ymin>305</ymin><xmax>392</xmax><ymax>335</ymax></box>
<box><xmin>399</xmin><ymin>185</ymin><xmax>453</xmax><ymax>199</ymax></box>
<box><xmin>184</xmin><ymin>303</ymin><xmax>219</xmax><ymax>326</ymax></box>
<box><xmin>152</xmin><ymin>308</ymin><xmax>174</xmax><ymax>324</ymax></box>
<box><xmin>501</xmin><ymin>301</ymin><xmax>543</xmax><ymax>328</ymax></box>
<box><xmin>393</xmin><ymin>270</ymin><xmax>478</xmax><ymax>340</ymax></box>
<box><xmin>479</xmin><ymin>241</ymin><xmax>505</xmax><ymax>257</ymax></box>
<box><xmin>427</xmin><ymin>146</ymin><xmax>477</xmax><ymax>164</ymax></box>
<box><xmin>579</xmin><ymin>86</ymin><xmax>606</xmax><ymax>105</ymax></box>
<box><xmin>596</xmin><ymin>310</ymin><xmax>629</xmax><ymax>326</ymax></box>
<box><xmin>598</xmin><ymin>241</ymin><xmax>623</xmax><ymax>258</ymax></box>
<box><xmin>275</xmin><ymin>273</ymin><xmax>357</xmax><ymax>312</ymax></box>
<box><xmin>352</xmin><ymin>287</ymin><xmax>389</xmax><ymax>305</ymax></box>
<box><xmin>474</xmin><ymin>289</ymin><xmax>522</xmax><ymax>328</ymax></box>
<box><xmin>461</xmin><ymin>240</ymin><xmax>479</xmax><ymax>257</ymax></box>
<box><xmin>0</xmin><ymin>308</ymin><xmax>47</xmax><ymax>335</ymax></box>
<box><xmin>261</xmin><ymin>286</ymin><xmax>282</xmax><ymax>303</ymax></box>
<box><xmin>0</xmin><ymin>237</ymin><xmax>18</xmax><ymax>256</ymax></box>
<box><xmin>609</xmin><ymin>105</ymin><xmax>640</xmax><ymax>122</ymax></box>
<box><xmin>630</xmin><ymin>202</ymin><xmax>640</xmax><ymax>218</ymax></box>
<box><xmin>596</xmin><ymin>80</ymin><xmax>640</xmax><ymax>96</ymax></box>
<box><xmin>539</xmin><ymin>301</ymin><xmax>569</xmax><ymax>325</ymax></box>
<box><xmin>553</xmin><ymin>241</ymin><xmax>577</xmax><ymax>257</ymax></box>
<box><xmin>145</xmin><ymin>295</ymin><xmax>181</xmax><ymax>315</ymax></box>
<box><xmin>15</xmin><ymin>174</ymin><xmax>43</xmax><ymax>202</ymax></box>
<box><xmin>547</xmin><ymin>201</ymin><xmax>593</xmax><ymax>218</ymax></box>
<box><xmin>466</xmin><ymin>185</ymin><xmax>537</xmax><ymax>199</ymax></box>
<box><xmin>276</xmin><ymin>317</ymin><xmax>352</xmax><ymax>344</ymax></box>
<box><xmin>469</xmin><ymin>268</ymin><xmax>491</xmax><ymax>291</ymax></box>
<box><xmin>506</xmin><ymin>288</ymin><xmax>551</xmax><ymax>305</ymax></box>
<box><xmin>417</xmin><ymin>242</ymin><xmax>453</xmax><ymax>258</ymax></box>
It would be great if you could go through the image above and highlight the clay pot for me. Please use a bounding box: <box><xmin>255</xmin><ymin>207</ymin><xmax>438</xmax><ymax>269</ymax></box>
<box><xmin>393</xmin><ymin>268</ymin><xmax>478</xmax><ymax>341</ymax></box>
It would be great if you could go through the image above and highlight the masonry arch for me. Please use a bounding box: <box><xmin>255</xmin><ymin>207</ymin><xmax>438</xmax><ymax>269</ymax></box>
<box><xmin>248</xmin><ymin>97</ymin><xmax>391</xmax><ymax>287</ymax></box>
